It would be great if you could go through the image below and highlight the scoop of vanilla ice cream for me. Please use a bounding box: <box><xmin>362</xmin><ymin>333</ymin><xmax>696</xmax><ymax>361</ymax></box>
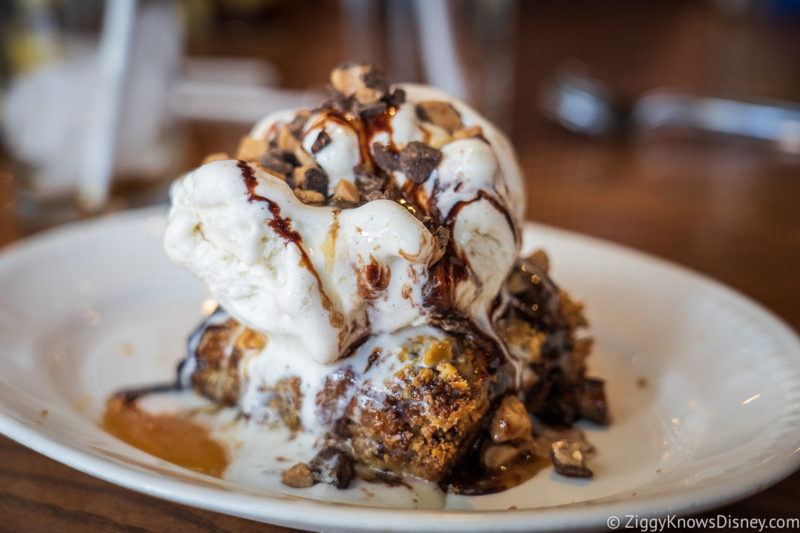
<box><xmin>165</xmin><ymin>159</ymin><xmax>435</xmax><ymax>364</ymax></box>
<box><xmin>166</xmin><ymin>79</ymin><xmax>523</xmax><ymax>369</ymax></box>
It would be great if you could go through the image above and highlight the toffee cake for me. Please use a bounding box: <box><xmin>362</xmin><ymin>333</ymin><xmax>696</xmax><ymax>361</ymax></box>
<box><xmin>156</xmin><ymin>64</ymin><xmax>608</xmax><ymax>493</ymax></box>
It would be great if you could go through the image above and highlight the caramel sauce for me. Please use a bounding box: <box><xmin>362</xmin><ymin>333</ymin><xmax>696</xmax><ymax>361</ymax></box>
<box><xmin>443</xmin><ymin>449</ymin><xmax>550</xmax><ymax>496</ymax></box>
<box><xmin>102</xmin><ymin>396</ymin><xmax>229</xmax><ymax>477</ymax></box>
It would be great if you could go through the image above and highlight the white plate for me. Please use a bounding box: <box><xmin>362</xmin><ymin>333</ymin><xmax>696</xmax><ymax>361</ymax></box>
<box><xmin>1</xmin><ymin>206</ymin><xmax>799</xmax><ymax>532</ymax></box>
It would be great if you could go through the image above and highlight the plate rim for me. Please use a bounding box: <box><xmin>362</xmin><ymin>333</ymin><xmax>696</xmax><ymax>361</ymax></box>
<box><xmin>1</xmin><ymin>205</ymin><xmax>799</xmax><ymax>532</ymax></box>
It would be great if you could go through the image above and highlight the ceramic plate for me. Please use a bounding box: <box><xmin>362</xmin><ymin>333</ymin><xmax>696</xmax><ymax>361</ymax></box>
<box><xmin>1</xmin><ymin>206</ymin><xmax>799</xmax><ymax>532</ymax></box>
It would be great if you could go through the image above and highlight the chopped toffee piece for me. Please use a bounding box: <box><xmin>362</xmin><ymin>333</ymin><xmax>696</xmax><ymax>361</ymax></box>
<box><xmin>287</xmin><ymin>110</ymin><xmax>310</xmax><ymax>139</ymax></box>
<box><xmin>354</xmin><ymin>165</ymin><xmax>387</xmax><ymax>201</ymax></box>
<box><xmin>294</xmin><ymin>188</ymin><xmax>325</xmax><ymax>204</ymax></box>
<box><xmin>236</xmin><ymin>135</ymin><xmax>267</xmax><ymax>162</ymax></box>
<box><xmin>371</xmin><ymin>142</ymin><xmax>401</xmax><ymax>172</ymax></box>
<box><xmin>452</xmin><ymin>125</ymin><xmax>484</xmax><ymax>141</ymax></box>
<box><xmin>333</xmin><ymin>179</ymin><xmax>360</xmax><ymax>203</ymax></box>
<box><xmin>415</xmin><ymin>101</ymin><xmax>463</xmax><ymax>133</ymax></box>
<box><xmin>490</xmin><ymin>396</ymin><xmax>533</xmax><ymax>443</ymax></box>
<box><xmin>330</xmin><ymin>64</ymin><xmax>389</xmax><ymax>105</ymax></box>
<box><xmin>429</xmin><ymin>225</ymin><xmax>450</xmax><ymax>265</ymax></box>
<box><xmin>399</xmin><ymin>141</ymin><xmax>442</xmax><ymax>183</ymax></box>
<box><xmin>550</xmin><ymin>440</ymin><xmax>593</xmax><ymax>478</ymax></box>
<box><xmin>281</xmin><ymin>462</ymin><xmax>316</xmax><ymax>488</ymax></box>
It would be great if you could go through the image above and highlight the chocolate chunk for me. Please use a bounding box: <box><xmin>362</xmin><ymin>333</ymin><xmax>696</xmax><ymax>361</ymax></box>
<box><xmin>361</xmin><ymin>68</ymin><xmax>390</xmax><ymax>94</ymax></box>
<box><xmin>371</xmin><ymin>143</ymin><xmax>401</xmax><ymax>172</ymax></box>
<box><xmin>311</xmin><ymin>130</ymin><xmax>331</xmax><ymax>154</ymax></box>
<box><xmin>357</xmin><ymin>100</ymin><xmax>389</xmax><ymax>117</ymax></box>
<box><xmin>303</xmin><ymin>167</ymin><xmax>329</xmax><ymax>196</ymax></box>
<box><xmin>326</xmin><ymin>86</ymin><xmax>356</xmax><ymax>113</ymax></box>
<box><xmin>549</xmin><ymin>440</ymin><xmax>593</xmax><ymax>478</ymax></box>
<box><xmin>354</xmin><ymin>165</ymin><xmax>388</xmax><ymax>201</ymax></box>
<box><xmin>309</xmin><ymin>447</ymin><xmax>354</xmax><ymax>489</ymax></box>
<box><xmin>287</xmin><ymin>110</ymin><xmax>310</xmax><ymax>139</ymax></box>
<box><xmin>259</xmin><ymin>150</ymin><xmax>294</xmax><ymax>175</ymax></box>
<box><xmin>579</xmin><ymin>377</ymin><xmax>609</xmax><ymax>425</ymax></box>
<box><xmin>386</xmin><ymin>88</ymin><xmax>406</xmax><ymax>107</ymax></box>
<box><xmin>399</xmin><ymin>142</ymin><xmax>442</xmax><ymax>183</ymax></box>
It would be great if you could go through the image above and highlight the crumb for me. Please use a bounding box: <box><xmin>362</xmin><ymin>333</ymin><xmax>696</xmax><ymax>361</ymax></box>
<box><xmin>276</xmin><ymin>456</ymin><xmax>289</xmax><ymax>462</ymax></box>
<box><xmin>636</xmin><ymin>377</ymin><xmax>649</xmax><ymax>388</ymax></box>
<box><xmin>119</xmin><ymin>341</ymin><xmax>135</xmax><ymax>357</ymax></box>
<box><xmin>507</xmin><ymin>505</ymin><xmax>518</xmax><ymax>510</ymax></box>
<box><xmin>281</xmin><ymin>462</ymin><xmax>315</xmax><ymax>488</ymax></box>
<box><xmin>37</xmin><ymin>409</ymin><xmax>49</xmax><ymax>424</ymax></box>
<box><xmin>632</xmin><ymin>491</ymin><xmax>637</xmax><ymax>496</ymax></box>
<box><xmin>656</xmin><ymin>468</ymin><xmax>662</xmax><ymax>474</ymax></box>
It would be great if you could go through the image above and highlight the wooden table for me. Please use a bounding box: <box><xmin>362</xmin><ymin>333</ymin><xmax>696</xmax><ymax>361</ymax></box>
<box><xmin>1</xmin><ymin>1</ymin><xmax>799</xmax><ymax>531</ymax></box>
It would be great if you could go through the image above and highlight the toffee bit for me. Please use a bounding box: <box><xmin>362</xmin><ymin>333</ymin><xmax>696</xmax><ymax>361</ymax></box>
<box><xmin>399</xmin><ymin>141</ymin><xmax>442</xmax><ymax>183</ymax></box>
<box><xmin>361</xmin><ymin>68</ymin><xmax>390</xmax><ymax>94</ymax></box>
<box><xmin>550</xmin><ymin>440</ymin><xmax>593</xmax><ymax>478</ymax></box>
<box><xmin>371</xmin><ymin>143</ymin><xmax>401</xmax><ymax>172</ymax></box>
<box><xmin>281</xmin><ymin>462</ymin><xmax>316</xmax><ymax>488</ymax></box>
<box><xmin>333</xmin><ymin>179</ymin><xmax>360</xmax><ymax>203</ymax></box>
<box><xmin>386</xmin><ymin>87</ymin><xmax>406</xmax><ymax>107</ymax></box>
<box><xmin>330</xmin><ymin>63</ymin><xmax>389</xmax><ymax>105</ymax></box>
<box><xmin>452</xmin><ymin>125</ymin><xmax>485</xmax><ymax>141</ymax></box>
<box><xmin>311</xmin><ymin>130</ymin><xmax>331</xmax><ymax>154</ymax></box>
<box><xmin>236</xmin><ymin>135</ymin><xmax>267</xmax><ymax>162</ymax></box>
<box><xmin>526</xmin><ymin>249</ymin><xmax>550</xmax><ymax>273</ymax></box>
<box><xmin>292</xmin><ymin>164</ymin><xmax>313</xmax><ymax>188</ymax></box>
<box><xmin>277</xmin><ymin>125</ymin><xmax>297</xmax><ymax>152</ymax></box>
<box><xmin>294</xmin><ymin>188</ymin><xmax>325</xmax><ymax>204</ymax></box>
<box><xmin>429</xmin><ymin>225</ymin><xmax>450</xmax><ymax>265</ymax></box>
<box><xmin>490</xmin><ymin>396</ymin><xmax>533</xmax><ymax>443</ymax></box>
<box><xmin>287</xmin><ymin>110</ymin><xmax>310</xmax><ymax>139</ymax></box>
<box><xmin>293</xmin><ymin>145</ymin><xmax>316</xmax><ymax>168</ymax></box>
<box><xmin>354</xmin><ymin>165</ymin><xmax>387</xmax><ymax>202</ymax></box>
<box><xmin>415</xmin><ymin>101</ymin><xmax>463</xmax><ymax>133</ymax></box>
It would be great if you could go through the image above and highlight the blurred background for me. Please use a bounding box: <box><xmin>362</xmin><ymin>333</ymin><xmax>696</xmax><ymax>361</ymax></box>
<box><xmin>1</xmin><ymin>0</ymin><xmax>799</xmax><ymax>306</ymax></box>
<box><xmin>1</xmin><ymin>0</ymin><xmax>800</xmax><ymax>527</ymax></box>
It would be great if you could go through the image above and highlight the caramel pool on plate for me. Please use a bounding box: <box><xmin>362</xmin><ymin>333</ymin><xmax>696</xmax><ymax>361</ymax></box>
<box><xmin>102</xmin><ymin>395</ymin><xmax>229</xmax><ymax>477</ymax></box>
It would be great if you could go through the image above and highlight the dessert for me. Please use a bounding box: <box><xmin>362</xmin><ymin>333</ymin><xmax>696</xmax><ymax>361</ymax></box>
<box><xmin>117</xmin><ymin>64</ymin><xmax>608</xmax><ymax>494</ymax></box>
